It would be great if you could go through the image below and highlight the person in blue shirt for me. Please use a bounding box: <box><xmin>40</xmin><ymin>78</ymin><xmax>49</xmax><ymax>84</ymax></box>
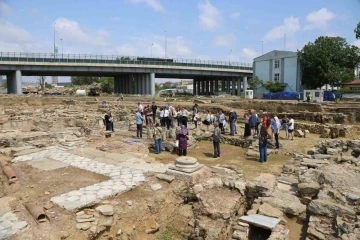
<box><xmin>135</xmin><ymin>109</ymin><xmax>144</xmax><ymax>138</ymax></box>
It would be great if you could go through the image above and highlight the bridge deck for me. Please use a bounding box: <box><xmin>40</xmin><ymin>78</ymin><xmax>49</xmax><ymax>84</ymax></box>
<box><xmin>0</xmin><ymin>52</ymin><xmax>253</xmax><ymax>71</ymax></box>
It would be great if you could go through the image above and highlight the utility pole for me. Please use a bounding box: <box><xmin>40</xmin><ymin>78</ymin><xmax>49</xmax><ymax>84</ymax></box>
<box><xmin>165</xmin><ymin>31</ymin><xmax>167</xmax><ymax>59</ymax></box>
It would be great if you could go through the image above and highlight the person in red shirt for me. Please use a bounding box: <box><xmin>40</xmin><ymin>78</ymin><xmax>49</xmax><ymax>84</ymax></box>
<box><xmin>262</xmin><ymin>114</ymin><xmax>269</xmax><ymax>128</ymax></box>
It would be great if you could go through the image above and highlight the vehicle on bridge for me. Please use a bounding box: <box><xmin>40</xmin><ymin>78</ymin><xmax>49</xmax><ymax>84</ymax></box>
<box><xmin>136</xmin><ymin>57</ymin><xmax>174</xmax><ymax>63</ymax></box>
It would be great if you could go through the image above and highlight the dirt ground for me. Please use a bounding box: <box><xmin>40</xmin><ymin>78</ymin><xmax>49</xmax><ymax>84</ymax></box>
<box><xmin>151</xmin><ymin>132</ymin><xmax>323</xmax><ymax>181</ymax></box>
<box><xmin>2</xmin><ymin>162</ymin><xmax>108</xmax><ymax>240</ymax></box>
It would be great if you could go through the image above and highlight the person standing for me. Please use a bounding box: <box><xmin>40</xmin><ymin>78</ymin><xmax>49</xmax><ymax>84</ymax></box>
<box><xmin>193</xmin><ymin>112</ymin><xmax>198</xmax><ymax>129</ymax></box>
<box><xmin>151</xmin><ymin>102</ymin><xmax>157</xmax><ymax>123</ymax></box>
<box><xmin>229</xmin><ymin>110</ymin><xmax>236</xmax><ymax>136</ymax></box>
<box><xmin>135</xmin><ymin>109</ymin><xmax>143</xmax><ymax>138</ymax></box>
<box><xmin>120</xmin><ymin>93</ymin><xmax>124</xmax><ymax>101</ymax></box>
<box><xmin>104</xmin><ymin>111</ymin><xmax>111</xmax><ymax>131</ymax></box>
<box><xmin>233</xmin><ymin>110</ymin><xmax>238</xmax><ymax>134</ymax></box>
<box><xmin>160</xmin><ymin>107</ymin><xmax>165</xmax><ymax>127</ymax></box>
<box><xmin>153</xmin><ymin>123</ymin><xmax>163</xmax><ymax>154</ymax></box>
<box><xmin>164</xmin><ymin>107</ymin><xmax>170</xmax><ymax>130</ymax></box>
<box><xmin>244</xmin><ymin>111</ymin><xmax>251</xmax><ymax>137</ymax></box>
<box><xmin>281</xmin><ymin>115</ymin><xmax>289</xmax><ymax>139</ymax></box>
<box><xmin>138</xmin><ymin>102</ymin><xmax>144</xmax><ymax>114</ymax></box>
<box><xmin>212</xmin><ymin>122</ymin><xmax>221</xmax><ymax>158</ymax></box>
<box><xmin>271</xmin><ymin>115</ymin><xmax>281</xmax><ymax>149</ymax></box>
<box><xmin>176</xmin><ymin>125</ymin><xmax>188</xmax><ymax>156</ymax></box>
<box><xmin>219</xmin><ymin>110</ymin><xmax>226</xmax><ymax>134</ymax></box>
<box><xmin>258</xmin><ymin>126</ymin><xmax>270</xmax><ymax>163</ymax></box>
<box><xmin>180</xmin><ymin>106</ymin><xmax>189</xmax><ymax>128</ymax></box>
<box><xmin>203</xmin><ymin>110</ymin><xmax>212</xmax><ymax>133</ymax></box>
<box><xmin>287</xmin><ymin>117</ymin><xmax>295</xmax><ymax>140</ymax></box>
<box><xmin>192</xmin><ymin>103</ymin><xmax>198</xmax><ymax>124</ymax></box>
<box><xmin>146</xmin><ymin>105</ymin><xmax>153</xmax><ymax>128</ymax></box>
<box><xmin>249</xmin><ymin>110</ymin><xmax>257</xmax><ymax>137</ymax></box>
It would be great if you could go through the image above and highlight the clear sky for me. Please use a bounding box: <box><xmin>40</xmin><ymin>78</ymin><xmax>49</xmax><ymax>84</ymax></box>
<box><xmin>0</xmin><ymin>0</ymin><xmax>359</xmax><ymax>83</ymax></box>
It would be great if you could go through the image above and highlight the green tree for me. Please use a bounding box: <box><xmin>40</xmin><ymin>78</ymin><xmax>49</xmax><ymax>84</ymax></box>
<box><xmin>355</xmin><ymin>22</ymin><xmax>360</xmax><ymax>39</ymax></box>
<box><xmin>298</xmin><ymin>36</ymin><xmax>360</xmax><ymax>89</ymax></box>
<box><xmin>247</xmin><ymin>76</ymin><xmax>263</xmax><ymax>90</ymax></box>
<box><xmin>45</xmin><ymin>82</ymin><xmax>53</xmax><ymax>89</ymax></box>
<box><xmin>71</xmin><ymin>76</ymin><xmax>100</xmax><ymax>85</ymax></box>
<box><xmin>262</xmin><ymin>81</ymin><xmax>286</xmax><ymax>93</ymax></box>
<box><xmin>99</xmin><ymin>77</ymin><xmax>114</xmax><ymax>93</ymax></box>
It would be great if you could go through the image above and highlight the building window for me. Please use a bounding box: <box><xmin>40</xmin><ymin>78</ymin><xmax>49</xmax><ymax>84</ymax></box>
<box><xmin>274</xmin><ymin>73</ymin><xmax>280</xmax><ymax>81</ymax></box>
<box><xmin>274</xmin><ymin>60</ymin><xmax>280</xmax><ymax>69</ymax></box>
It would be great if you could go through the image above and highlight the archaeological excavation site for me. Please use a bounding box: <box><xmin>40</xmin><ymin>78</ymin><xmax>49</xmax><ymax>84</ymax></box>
<box><xmin>1</xmin><ymin>95</ymin><xmax>360</xmax><ymax>240</ymax></box>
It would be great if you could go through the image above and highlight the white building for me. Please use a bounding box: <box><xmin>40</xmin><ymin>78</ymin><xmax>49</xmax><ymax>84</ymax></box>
<box><xmin>253</xmin><ymin>50</ymin><xmax>301</xmax><ymax>93</ymax></box>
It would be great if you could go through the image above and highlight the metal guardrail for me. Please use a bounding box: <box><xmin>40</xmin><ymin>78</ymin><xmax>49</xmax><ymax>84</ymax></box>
<box><xmin>0</xmin><ymin>52</ymin><xmax>253</xmax><ymax>71</ymax></box>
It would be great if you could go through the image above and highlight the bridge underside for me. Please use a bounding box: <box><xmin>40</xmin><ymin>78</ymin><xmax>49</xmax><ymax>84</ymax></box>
<box><xmin>1</xmin><ymin>65</ymin><xmax>251</xmax><ymax>95</ymax></box>
<box><xmin>2</xmin><ymin>70</ymin><xmax>249</xmax><ymax>96</ymax></box>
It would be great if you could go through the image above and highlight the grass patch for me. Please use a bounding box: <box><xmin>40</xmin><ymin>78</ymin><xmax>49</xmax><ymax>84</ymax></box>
<box><xmin>156</xmin><ymin>223</ymin><xmax>181</xmax><ymax>240</ymax></box>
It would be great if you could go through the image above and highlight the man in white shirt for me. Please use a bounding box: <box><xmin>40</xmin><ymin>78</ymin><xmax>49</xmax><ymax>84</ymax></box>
<box><xmin>287</xmin><ymin>117</ymin><xmax>294</xmax><ymax>140</ymax></box>
<box><xmin>164</xmin><ymin>107</ymin><xmax>170</xmax><ymax>129</ymax></box>
<box><xmin>138</xmin><ymin>102</ymin><xmax>144</xmax><ymax>114</ymax></box>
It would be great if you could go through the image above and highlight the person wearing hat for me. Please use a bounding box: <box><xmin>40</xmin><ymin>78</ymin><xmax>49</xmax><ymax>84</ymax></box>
<box><xmin>229</xmin><ymin>109</ymin><xmax>236</xmax><ymax>136</ymax></box>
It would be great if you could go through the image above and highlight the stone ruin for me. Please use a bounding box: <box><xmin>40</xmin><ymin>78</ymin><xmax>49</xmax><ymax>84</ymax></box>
<box><xmin>168</xmin><ymin>156</ymin><xmax>203</xmax><ymax>174</ymax></box>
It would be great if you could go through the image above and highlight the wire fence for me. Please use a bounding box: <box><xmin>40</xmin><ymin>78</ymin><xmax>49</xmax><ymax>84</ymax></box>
<box><xmin>0</xmin><ymin>52</ymin><xmax>253</xmax><ymax>70</ymax></box>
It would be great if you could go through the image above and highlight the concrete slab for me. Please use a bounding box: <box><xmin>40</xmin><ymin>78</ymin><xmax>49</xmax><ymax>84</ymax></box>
<box><xmin>239</xmin><ymin>214</ymin><xmax>280</xmax><ymax>230</ymax></box>
<box><xmin>28</xmin><ymin>158</ymin><xmax>69</xmax><ymax>171</ymax></box>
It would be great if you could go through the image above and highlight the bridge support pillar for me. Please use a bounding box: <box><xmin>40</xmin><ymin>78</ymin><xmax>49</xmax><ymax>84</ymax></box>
<box><xmin>242</xmin><ymin>76</ymin><xmax>248</xmax><ymax>97</ymax></box>
<box><xmin>237</xmin><ymin>78</ymin><xmax>241</xmax><ymax>96</ymax></box>
<box><xmin>7</xmin><ymin>70</ymin><xmax>22</xmax><ymax>94</ymax></box>
<box><xmin>200</xmin><ymin>80</ymin><xmax>204</xmax><ymax>95</ymax></box>
<box><xmin>221</xmin><ymin>79</ymin><xmax>225</xmax><ymax>92</ymax></box>
<box><xmin>150</xmin><ymin>73</ymin><xmax>155</xmax><ymax>96</ymax></box>
<box><xmin>226</xmin><ymin>78</ymin><xmax>230</xmax><ymax>94</ymax></box>
<box><xmin>121</xmin><ymin>76</ymin><xmax>126</xmax><ymax>94</ymax></box>
<box><xmin>215</xmin><ymin>79</ymin><xmax>219</xmax><ymax>93</ymax></box>
<box><xmin>232</xmin><ymin>78</ymin><xmax>236</xmax><ymax>96</ymax></box>
<box><xmin>193</xmin><ymin>79</ymin><xmax>196</xmax><ymax>96</ymax></box>
<box><xmin>205</xmin><ymin>80</ymin><xmax>209</xmax><ymax>95</ymax></box>
<box><xmin>141</xmin><ymin>75</ymin><xmax>146</xmax><ymax>95</ymax></box>
<box><xmin>210</xmin><ymin>79</ymin><xmax>214</xmax><ymax>95</ymax></box>
<box><xmin>196</xmin><ymin>79</ymin><xmax>200</xmax><ymax>95</ymax></box>
<box><xmin>114</xmin><ymin>77</ymin><xmax>118</xmax><ymax>94</ymax></box>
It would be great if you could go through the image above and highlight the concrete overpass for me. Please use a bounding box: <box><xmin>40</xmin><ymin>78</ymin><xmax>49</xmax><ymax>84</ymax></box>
<box><xmin>0</xmin><ymin>52</ymin><xmax>253</xmax><ymax>95</ymax></box>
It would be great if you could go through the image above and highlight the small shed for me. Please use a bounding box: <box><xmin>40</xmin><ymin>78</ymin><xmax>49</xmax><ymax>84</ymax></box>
<box><xmin>303</xmin><ymin>89</ymin><xmax>323</xmax><ymax>102</ymax></box>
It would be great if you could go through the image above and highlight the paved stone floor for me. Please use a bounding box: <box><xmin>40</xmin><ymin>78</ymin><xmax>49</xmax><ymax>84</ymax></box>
<box><xmin>12</xmin><ymin>146</ymin><xmax>169</xmax><ymax>210</ymax></box>
<box><xmin>0</xmin><ymin>212</ymin><xmax>28</xmax><ymax>239</ymax></box>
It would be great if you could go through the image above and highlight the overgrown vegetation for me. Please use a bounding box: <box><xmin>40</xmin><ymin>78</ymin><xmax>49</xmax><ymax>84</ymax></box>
<box><xmin>70</xmin><ymin>76</ymin><xmax>114</xmax><ymax>93</ymax></box>
<box><xmin>262</xmin><ymin>81</ymin><xmax>286</xmax><ymax>93</ymax></box>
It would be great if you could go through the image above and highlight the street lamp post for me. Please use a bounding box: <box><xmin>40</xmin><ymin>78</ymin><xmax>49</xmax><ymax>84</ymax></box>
<box><xmin>53</xmin><ymin>22</ymin><xmax>56</xmax><ymax>59</ymax></box>
<box><xmin>151</xmin><ymin>43</ymin><xmax>153</xmax><ymax>58</ymax></box>
<box><xmin>260</xmin><ymin>41</ymin><xmax>263</xmax><ymax>55</ymax></box>
<box><xmin>164</xmin><ymin>31</ymin><xmax>167</xmax><ymax>59</ymax></box>
<box><xmin>61</xmin><ymin>39</ymin><xmax>63</xmax><ymax>58</ymax></box>
<box><xmin>228</xmin><ymin>50</ymin><xmax>232</xmax><ymax>65</ymax></box>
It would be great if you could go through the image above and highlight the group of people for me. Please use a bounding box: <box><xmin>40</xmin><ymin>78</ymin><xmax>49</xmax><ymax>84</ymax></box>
<box><xmin>106</xmin><ymin>101</ymin><xmax>297</xmax><ymax>164</ymax></box>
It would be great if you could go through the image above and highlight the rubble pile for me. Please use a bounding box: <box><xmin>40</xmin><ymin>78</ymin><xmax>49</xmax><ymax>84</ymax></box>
<box><xmin>280</xmin><ymin>139</ymin><xmax>360</xmax><ymax>239</ymax></box>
